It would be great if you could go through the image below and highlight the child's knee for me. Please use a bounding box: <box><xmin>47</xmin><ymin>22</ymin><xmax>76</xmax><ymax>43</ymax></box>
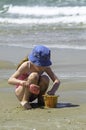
<box><xmin>27</xmin><ymin>72</ymin><xmax>39</xmax><ymax>83</ymax></box>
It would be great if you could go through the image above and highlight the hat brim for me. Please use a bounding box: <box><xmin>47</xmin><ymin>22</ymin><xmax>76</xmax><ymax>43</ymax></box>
<box><xmin>29</xmin><ymin>54</ymin><xmax>52</xmax><ymax>67</ymax></box>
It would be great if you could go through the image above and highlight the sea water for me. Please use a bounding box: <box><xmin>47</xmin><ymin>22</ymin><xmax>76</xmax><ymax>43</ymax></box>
<box><xmin>0</xmin><ymin>0</ymin><xmax>86</xmax><ymax>81</ymax></box>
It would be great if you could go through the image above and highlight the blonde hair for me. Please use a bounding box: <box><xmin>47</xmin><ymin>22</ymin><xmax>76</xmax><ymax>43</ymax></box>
<box><xmin>17</xmin><ymin>56</ymin><xmax>28</xmax><ymax>70</ymax></box>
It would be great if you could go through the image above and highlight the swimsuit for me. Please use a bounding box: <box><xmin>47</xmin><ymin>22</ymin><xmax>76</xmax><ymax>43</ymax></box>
<box><xmin>16</xmin><ymin>61</ymin><xmax>31</xmax><ymax>88</ymax></box>
<box><xmin>16</xmin><ymin>61</ymin><xmax>44</xmax><ymax>88</ymax></box>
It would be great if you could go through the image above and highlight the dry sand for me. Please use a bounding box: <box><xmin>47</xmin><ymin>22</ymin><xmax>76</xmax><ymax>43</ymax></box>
<box><xmin>0</xmin><ymin>79</ymin><xmax>86</xmax><ymax>130</ymax></box>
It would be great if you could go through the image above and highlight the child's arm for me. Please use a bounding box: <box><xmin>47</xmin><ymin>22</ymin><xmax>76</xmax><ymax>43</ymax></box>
<box><xmin>45</xmin><ymin>67</ymin><xmax>60</xmax><ymax>95</ymax></box>
<box><xmin>8</xmin><ymin>62</ymin><xmax>29</xmax><ymax>87</ymax></box>
<box><xmin>8</xmin><ymin>70</ymin><xmax>26</xmax><ymax>86</ymax></box>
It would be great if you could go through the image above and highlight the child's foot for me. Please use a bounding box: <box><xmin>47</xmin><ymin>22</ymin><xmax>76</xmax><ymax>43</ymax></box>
<box><xmin>21</xmin><ymin>102</ymin><xmax>32</xmax><ymax>110</ymax></box>
<box><xmin>23</xmin><ymin>102</ymin><xmax>32</xmax><ymax>110</ymax></box>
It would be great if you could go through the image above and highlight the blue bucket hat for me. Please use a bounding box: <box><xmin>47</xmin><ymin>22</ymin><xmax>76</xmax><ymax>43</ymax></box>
<box><xmin>29</xmin><ymin>45</ymin><xmax>52</xmax><ymax>66</ymax></box>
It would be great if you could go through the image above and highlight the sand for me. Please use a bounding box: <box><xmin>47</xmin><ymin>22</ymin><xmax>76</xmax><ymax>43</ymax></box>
<box><xmin>0</xmin><ymin>45</ymin><xmax>86</xmax><ymax>130</ymax></box>
<box><xmin>0</xmin><ymin>78</ymin><xmax>86</xmax><ymax>130</ymax></box>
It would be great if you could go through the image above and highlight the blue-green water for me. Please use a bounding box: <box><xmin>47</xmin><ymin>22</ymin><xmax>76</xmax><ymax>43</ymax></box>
<box><xmin>0</xmin><ymin>27</ymin><xmax>86</xmax><ymax>81</ymax></box>
<box><xmin>0</xmin><ymin>0</ymin><xmax>86</xmax><ymax>25</ymax></box>
<box><xmin>0</xmin><ymin>0</ymin><xmax>86</xmax><ymax>6</ymax></box>
<box><xmin>0</xmin><ymin>0</ymin><xmax>86</xmax><ymax>81</ymax></box>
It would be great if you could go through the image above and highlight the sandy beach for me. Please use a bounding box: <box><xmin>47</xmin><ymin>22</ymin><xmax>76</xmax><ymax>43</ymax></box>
<box><xmin>0</xmin><ymin>78</ymin><xmax>86</xmax><ymax>130</ymax></box>
<box><xmin>0</xmin><ymin>56</ymin><xmax>86</xmax><ymax>130</ymax></box>
<box><xmin>0</xmin><ymin>0</ymin><xmax>86</xmax><ymax>129</ymax></box>
<box><xmin>0</xmin><ymin>30</ymin><xmax>86</xmax><ymax>129</ymax></box>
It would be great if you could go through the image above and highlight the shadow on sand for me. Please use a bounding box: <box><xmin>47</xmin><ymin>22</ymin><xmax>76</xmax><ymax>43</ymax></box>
<box><xmin>57</xmin><ymin>102</ymin><xmax>80</xmax><ymax>108</ymax></box>
<box><xmin>30</xmin><ymin>102</ymin><xmax>80</xmax><ymax>109</ymax></box>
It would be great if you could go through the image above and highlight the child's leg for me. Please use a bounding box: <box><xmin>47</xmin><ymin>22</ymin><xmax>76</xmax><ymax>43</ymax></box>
<box><xmin>15</xmin><ymin>85</ymin><xmax>32</xmax><ymax>109</ymax></box>
<box><xmin>38</xmin><ymin>75</ymin><xmax>49</xmax><ymax>106</ymax></box>
<box><xmin>15</xmin><ymin>72</ymin><xmax>39</xmax><ymax>109</ymax></box>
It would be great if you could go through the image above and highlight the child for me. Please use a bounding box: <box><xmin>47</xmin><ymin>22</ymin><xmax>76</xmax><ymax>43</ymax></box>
<box><xmin>8</xmin><ymin>45</ymin><xmax>60</xmax><ymax>110</ymax></box>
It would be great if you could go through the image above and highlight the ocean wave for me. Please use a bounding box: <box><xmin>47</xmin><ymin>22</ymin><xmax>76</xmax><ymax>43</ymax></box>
<box><xmin>0</xmin><ymin>0</ymin><xmax>86</xmax><ymax>7</ymax></box>
<box><xmin>0</xmin><ymin>15</ymin><xmax>86</xmax><ymax>25</ymax></box>
<box><xmin>0</xmin><ymin>5</ymin><xmax>9</xmax><ymax>13</ymax></box>
<box><xmin>47</xmin><ymin>44</ymin><xmax>86</xmax><ymax>50</ymax></box>
<box><xmin>0</xmin><ymin>43</ymin><xmax>86</xmax><ymax>50</ymax></box>
<box><xmin>7</xmin><ymin>5</ymin><xmax>86</xmax><ymax>16</ymax></box>
<box><xmin>59</xmin><ymin>72</ymin><xmax>86</xmax><ymax>79</ymax></box>
<box><xmin>0</xmin><ymin>5</ymin><xmax>86</xmax><ymax>25</ymax></box>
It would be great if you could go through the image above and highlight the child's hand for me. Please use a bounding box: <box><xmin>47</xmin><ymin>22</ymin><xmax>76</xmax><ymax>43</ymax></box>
<box><xmin>47</xmin><ymin>81</ymin><xmax>60</xmax><ymax>95</ymax></box>
<box><xmin>20</xmin><ymin>81</ymin><xmax>29</xmax><ymax>87</ymax></box>
<box><xmin>47</xmin><ymin>90</ymin><xmax>55</xmax><ymax>95</ymax></box>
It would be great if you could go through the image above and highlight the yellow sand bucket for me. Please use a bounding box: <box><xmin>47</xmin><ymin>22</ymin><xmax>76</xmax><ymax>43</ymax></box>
<box><xmin>43</xmin><ymin>95</ymin><xmax>59</xmax><ymax>108</ymax></box>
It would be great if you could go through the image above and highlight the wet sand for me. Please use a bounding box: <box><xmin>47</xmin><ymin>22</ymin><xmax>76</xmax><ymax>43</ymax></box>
<box><xmin>0</xmin><ymin>45</ymin><xmax>86</xmax><ymax>130</ymax></box>
<box><xmin>0</xmin><ymin>78</ymin><xmax>86</xmax><ymax>130</ymax></box>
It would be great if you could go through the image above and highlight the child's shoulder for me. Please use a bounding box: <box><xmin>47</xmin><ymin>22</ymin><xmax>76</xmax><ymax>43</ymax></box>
<box><xmin>17</xmin><ymin>56</ymin><xmax>28</xmax><ymax>70</ymax></box>
<box><xmin>21</xmin><ymin>61</ymin><xmax>32</xmax><ymax>68</ymax></box>
<box><xmin>22</xmin><ymin>61</ymin><xmax>29</xmax><ymax>66</ymax></box>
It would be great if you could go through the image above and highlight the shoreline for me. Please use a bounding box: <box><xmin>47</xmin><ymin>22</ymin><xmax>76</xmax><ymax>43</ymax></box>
<box><xmin>0</xmin><ymin>57</ymin><xmax>86</xmax><ymax>105</ymax></box>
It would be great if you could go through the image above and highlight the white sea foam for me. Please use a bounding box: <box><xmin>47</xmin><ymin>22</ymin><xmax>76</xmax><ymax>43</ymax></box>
<box><xmin>0</xmin><ymin>15</ymin><xmax>86</xmax><ymax>24</ymax></box>
<box><xmin>47</xmin><ymin>44</ymin><xmax>86</xmax><ymax>50</ymax></box>
<box><xmin>7</xmin><ymin>5</ymin><xmax>86</xmax><ymax>16</ymax></box>
<box><xmin>59</xmin><ymin>72</ymin><xmax>86</xmax><ymax>79</ymax></box>
<box><xmin>0</xmin><ymin>43</ymin><xmax>86</xmax><ymax>50</ymax></box>
<box><xmin>0</xmin><ymin>5</ymin><xmax>86</xmax><ymax>25</ymax></box>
